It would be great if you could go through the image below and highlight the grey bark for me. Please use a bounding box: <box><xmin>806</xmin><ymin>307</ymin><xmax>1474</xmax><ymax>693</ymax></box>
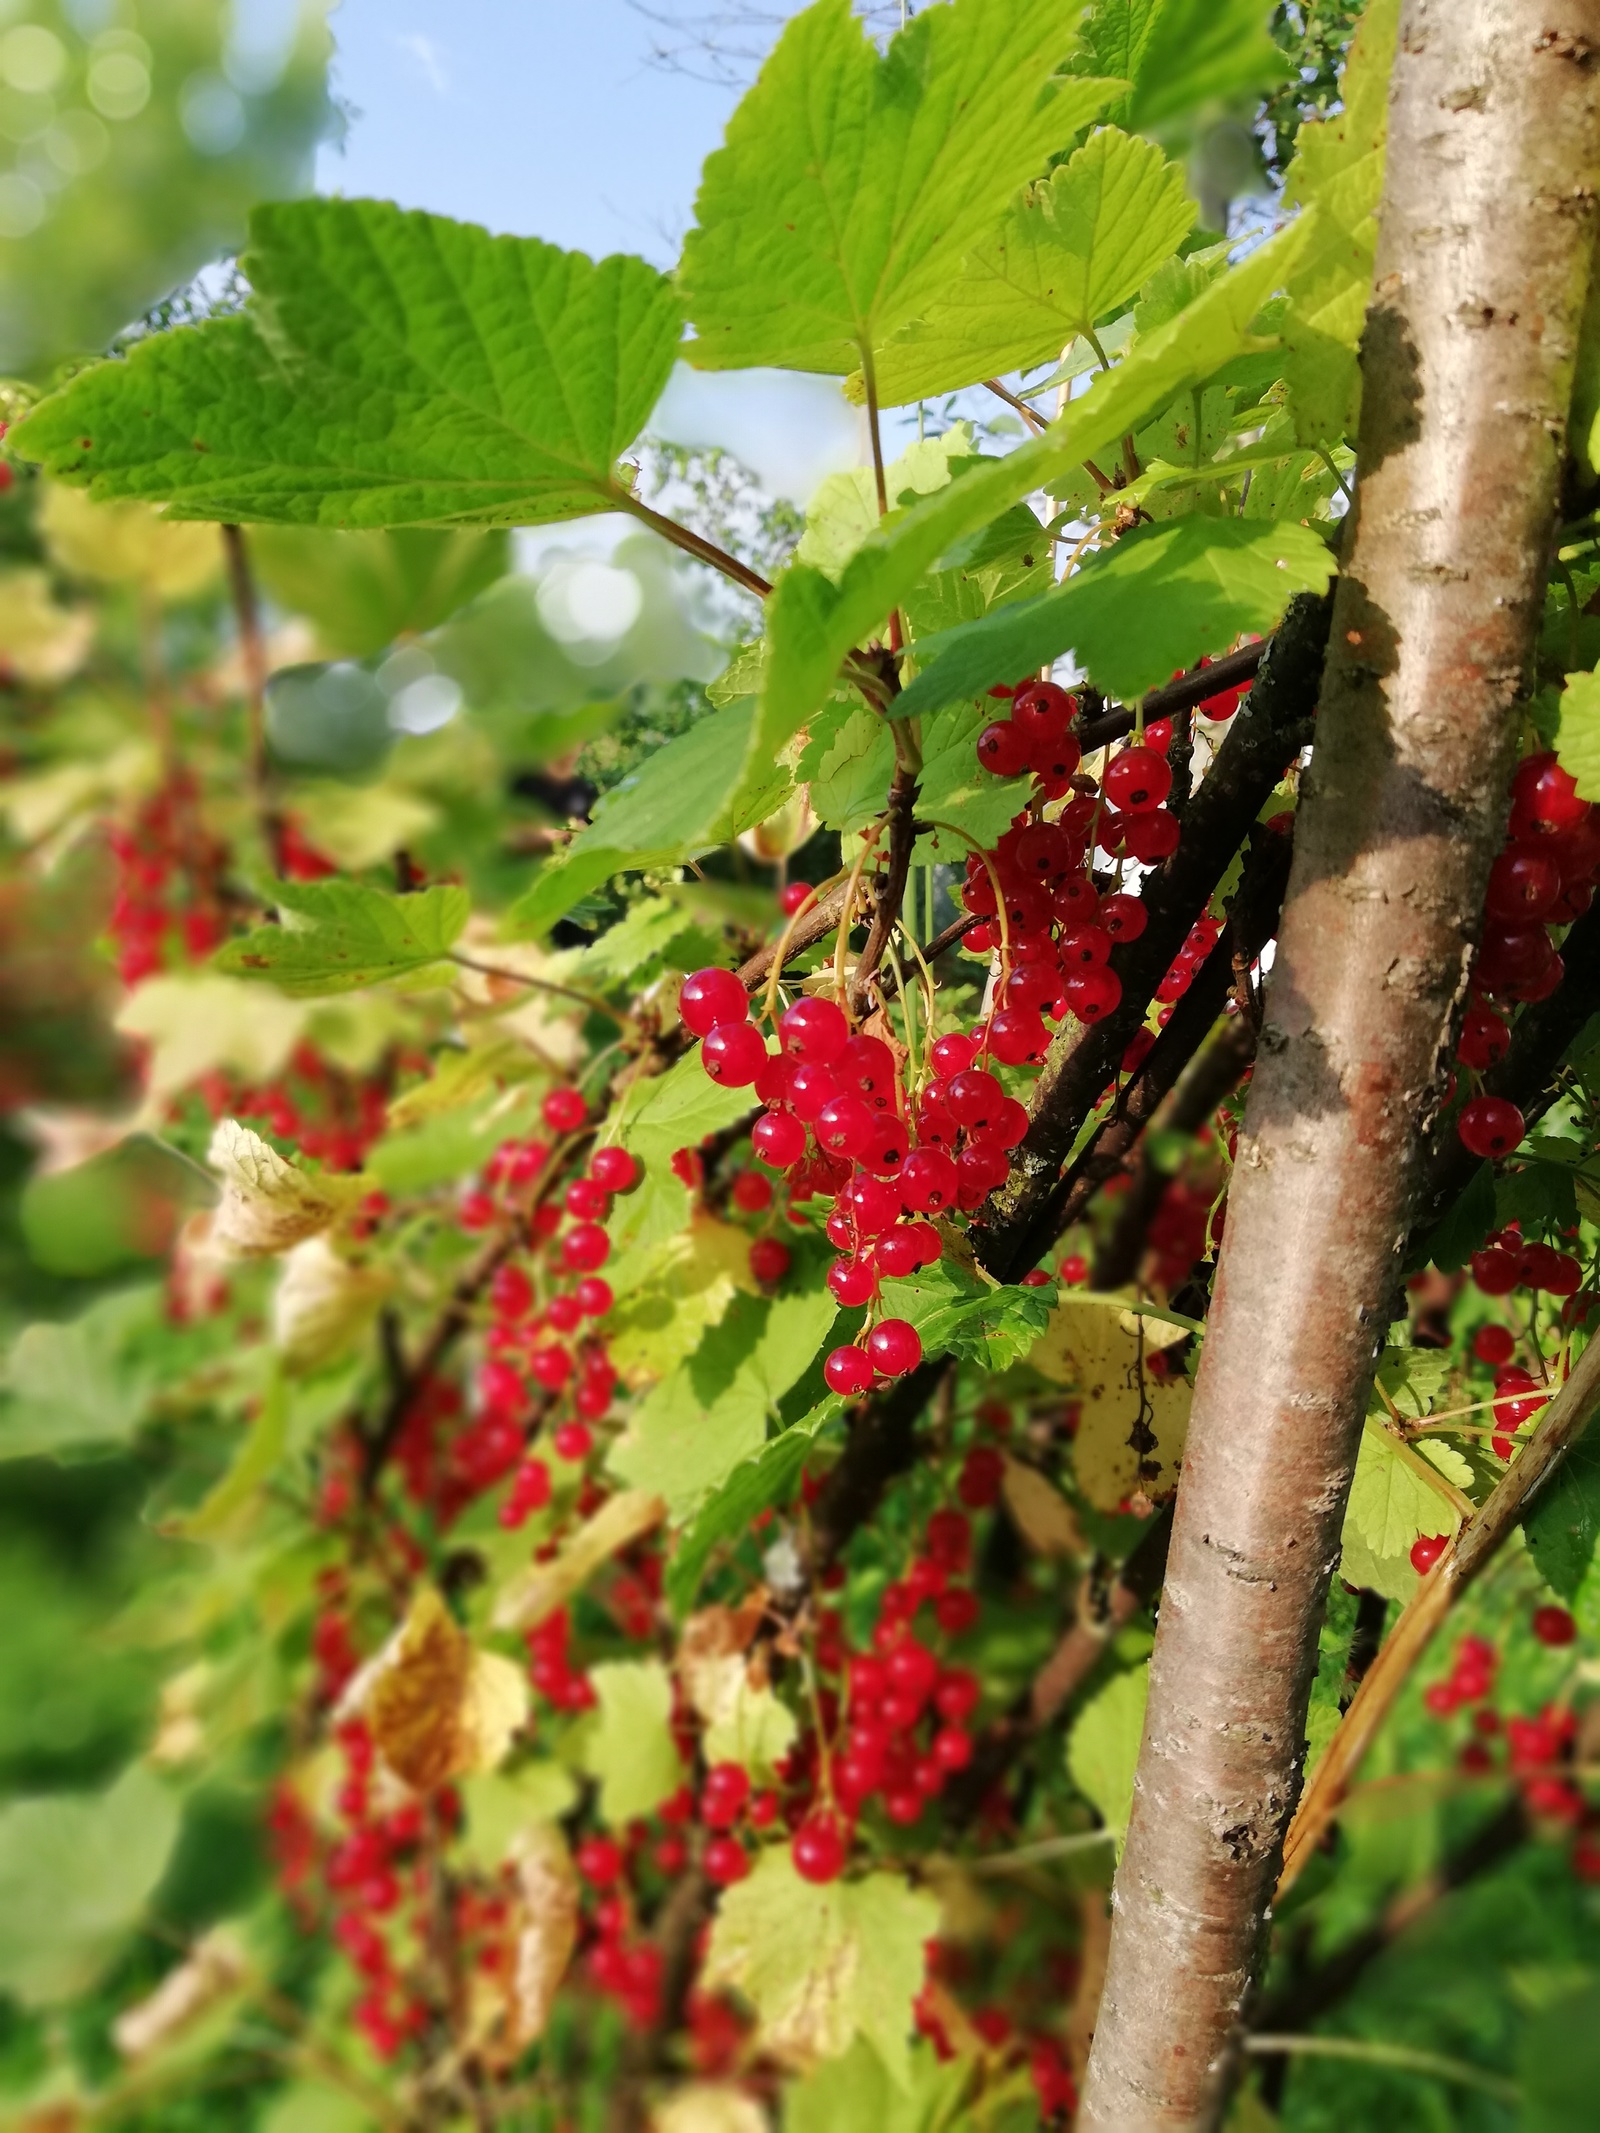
<box><xmin>1079</xmin><ymin>7</ymin><xmax>1600</xmax><ymax>2125</ymax></box>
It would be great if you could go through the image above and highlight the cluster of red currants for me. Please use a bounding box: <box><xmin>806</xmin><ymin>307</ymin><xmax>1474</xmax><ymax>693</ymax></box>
<box><xmin>106</xmin><ymin>783</ymin><xmax>228</xmax><ymax>983</ymax></box>
<box><xmin>1455</xmin><ymin>750</ymin><xmax>1598</xmax><ymax>1161</ymax></box>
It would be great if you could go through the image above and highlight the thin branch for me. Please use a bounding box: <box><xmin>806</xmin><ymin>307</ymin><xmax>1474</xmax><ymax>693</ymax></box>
<box><xmin>448</xmin><ymin>950</ymin><xmax>640</xmax><ymax>1033</ymax></box>
<box><xmin>614</xmin><ymin>489</ymin><xmax>774</xmax><ymax>601</ymax></box>
<box><xmin>1243</xmin><ymin>2036</ymin><xmax>1518</xmax><ymax>2106</ymax></box>
<box><xmin>1076</xmin><ymin>638</ymin><xmax>1268</xmax><ymax>758</ymax></box>
<box><xmin>850</xmin><ymin>758</ymin><xmax>920</xmax><ymax>1016</ymax></box>
<box><xmin>220</xmin><ymin>524</ymin><xmax>280</xmax><ymax>868</ymax></box>
<box><xmin>983</xmin><ymin>377</ymin><xmax>1048</xmax><ymax>436</ymax></box>
<box><xmin>1277</xmin><ymin>1329</ymin><xmax>1600</xmax><ymax>1895</ymax></box>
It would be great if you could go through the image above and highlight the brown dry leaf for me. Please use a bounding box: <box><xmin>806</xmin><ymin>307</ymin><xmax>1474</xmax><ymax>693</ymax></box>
<box><xmin>359</xmin><ymin>1588</ymin><xmax>528</xmax><ymax>1791</ymax></box>
<box><xmin>1033</xmin><ymin>1304</ymin><xmax>1191</xmax><ymax>1513</ymax></box>
<box><xmin>469</xmin><ymin>1824</ymin><xmax>580</xmax><ymax>2066</ymax></box>
<box><xmin>111</xmin><ymin>1930</ymin><xmax>246</xmax><ymax>2060</ymax></box>
<box><xmin>204</xmin><ymin>1118</ymin><xmax>364</xmax><ymax>1258</ymax></box>
<box><xmin>678</xmin><ymin>1598</ymin><xmax>766</xmax><ymax>1715</ymax></box>
<box><xmin>1000</xmin><ymin>1455</ymin><xmax>1085</xmax><ymax>1558</ymax></box>
<box><xmin>493</xmin><ymin>1489</ymin><xmax>667</xmax><ymax>1632</ymax></box>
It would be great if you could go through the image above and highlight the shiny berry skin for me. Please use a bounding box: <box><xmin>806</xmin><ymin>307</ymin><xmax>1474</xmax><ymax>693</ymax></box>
<box><xmin>576</xmin><ymin>1836</ymin><xmax>625</xmax><ymax>1885</ymax></box>
<box><xmin>490</xmin><ymin>1264</ymin><xmax>534</xmax><ymax>1320</ymax></box>
<box><xmin>987</xmin><ymin>1007</ymin><xmax>1049</xmax><ymax>1064</ymax></box>
<box><xmin>1512</xmin><ymin>750</ymin><xmax>1590</xmax><ymax>829</ymax></box>
<box><xmin>1470</xmin><ymin>1245</ymin><xmax>1521</xmax><ymax>1296</ymax></box>
<box><xmin>1458</xmin><ymin>1094</ymin><xmax>1525</xmax><ymax>1160</ymax></box>
<box><xmin>1409</xmin><ymin>1533</ymin><xmax>1448</xmax><ymax>1576</ymax></box>
<box><xmin>788</xmin><ymin>1061</ymin><xmax>841</xmax><ymax>1122</ymax></box>
<box><xmin>840</xmin><ymin>1171</ymin><xmax>901</xmax><ymax>1234</ymax></box>
<box><xmin>703</xmin><ymin>1835</ymin><xmax>750</xmax><ymax>1886</ymax></box>
<box><xmin>779</xmin><ymin>995</ymin><xmax>850</xmax><ymax>1065</ymax></box>
<box><xmin>863</xmin><ymin>1112</ymin><xmax>910</xmax><ymax>1178</ymax></box>
<box><xmin>824</xmin><ymin>1344</ymin><xmax>875</xmax><ymax>1395</ymax></box>
<box><xmin>945</xmin><ymin>1067</ymin><xmax>1004</xmax><ymax>1133</ymax></box>
<box><xmin>837</xmin><ymin>1034</ymin><xmax>898</xmax><ymax>1107</ymax></box>
<box><xmin>1098</xmin><ymin>892</ymin><xmax>1147</xmax><ymax>942</ymax></box>
<box><xmin>731</xmin><ymin>1169</ymin><xmax>773</xmax><ymax>1213</ymax></box>
<box><xmin>589</xmin><ymin>1146</ymin><xmax>639</xmax><ymax>1193</ymax></box>
<box><xmin>1061</xmin><ymin>924</ymin><xmax>1112</xmax><ymax>968</ymax></box>
<box><xmin>1523</xmin><ymin>1244</ymin><xmax>1582</xmax><ymax>1295</ymax></box>
<box><xmin>977</xmin><ymin>720</ymin><xmax>1030</xmax><ymax>777</ymax></box>
<box><xmin>959</xmin><ymin>1446</ymin><xmax>1004</xmax><ymax>1509</ymax></box>
<box><xmin>1493</xmin><ymin>1366</ymin><xmax>1546</xmax><ymax>1427</ymax></box>
<box><xmin>867</xmin><ymin>1317</ymin><xmax>922</xmax><ymax>1378</ymax></box>
<box><xmin>703</xmin><ymin>1021</ymin><xmax>769</xmax><ymax>1087</ymax></box>
<box><xmin>815</xmin><ymin>1093</ymin><xmax>875</xmax><ymax>1158</ymax></box>
<box><xmin>928</xmin><ymin>1031</ymin><xmax>977</xmax><ymax>1080</ymax></box>
<box><xmin>701</xmin><ymin>1761</ymin><xmax>751</xmax><ymax>1827</ymax></box>
<box><xmin>1104</xmin><ymin>746</ymin><xmax>1172</xmax><ymax>813</ymax></box>
<box><xmin>1010</xmin><ymin>679</ymin><xmax>1073</xmax><ymax>744</ymax></box>
<box><xmin>1121</xmin><ymin>808</ymin><xmax>1181</xmax><ymax>861</ymax></box>
<box><xmin>973</xmin><ymin>1096</ymin><xmax>1029</xmax><ymax>1151</ymax></box>
<box><xmin>933</xmin><ymin>1724</ymin><xmax>974</xmax><ymax>1771</ymax></box>
<box><xmin>530</xmin><ymin>1343</ymin><xmax>573</xmax><ymax>1389</ymax></box>
<box><xmin>872</xmin><ymin>1227</ymin><xmax>922</xmax><ymax>1277</ymax></box>
<box><xmin>956</xmin><ymin>1143</ymin><xmax>1010</xmax><ymax>1207</ymax></box>
<box><xmin>934</xmin><ymin>1665</ymin><xmax>980</xmax><ymax>1721</ymax></box>
<box><xmin>552</xmin><ymin>1420</ymin><xmax>592</xmax><ymax>1462</ymax></box>
<box><xmin>791</xmin><ymin>1813</ymin><xmax>850</xmax><ymax>1884</ymax></box>
<box><xmin>752</xmin><ymin>1109</ymin><xmax>807</xmax><ymax>1168</ymax></box>
<box><xmin>1059</xmin><ymin>1252</ymin><xmax>1088</xmax><ymax>1285</ymax></box>
<box><xmin>750</xmin><ymin>1237</ymin><xmax>792</xmax><ymax>1284</ymax></box>
<box><xmin>1457</xmin><ymin>1005</ymin><xmax>1510</xmax><ymax>1071</ymax></box>
<box><xmin>828</xmin><ymin>1256</ymin><xmax>877</xmax><ymax>1306</ymax></box>
<box><xmin>566</xmin><ymin>1177</ymin><xmax>610</xmax><ymax>1221</ymax></box>
<box><xmin>680</xmin><ymin>967</ymin><xmax>748</xmax><ymax>1036</ymax></box>
<box><xmin>1485</xmin><ymin>846</ymin><xmax>1562</xmax><ymax>923</ymax></box>
<box><xmin>547</xmin><ymin>1292</ymin><xmax>583</xmax><ymax>1333</ymax></box>
<box><xmin>900</xmin><ymin>1146</ymin><xmax>959</xmax><ymax>1215</ymax></box>
<box><xmin>1533</xmin><ymin>1604</ymin><xmax>1577</xmax><ymax>1647</ymax></box>
<box><xmin>780</xmin><ymin>880</ymin><xmax>815</xmax><ymax>916</ymax></box>
<box><xmin>562</xmin><ymin>1221</ymin><xmax>611</xmax><ymax>1273</ymax></box>
<box><xmin>1065</xmin><ymin>964</ymin><xmax>1123</xmax><ymax>1023</ymax></box>
<box><xmin>542</xmin><ymin>1088</ymin><xmax>588</xmax><ymax>1134</ymax></box>
<box><xmin>1472</xmin><ymin>1323</ymin><xmax>1515</xmax><ymax>1366</ymax></box>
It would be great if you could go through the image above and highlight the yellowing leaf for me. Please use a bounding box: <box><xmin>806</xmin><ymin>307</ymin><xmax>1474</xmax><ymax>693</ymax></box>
<box><xmin>1557</xmin><ymin>667</ymin><xmax>1600</xmax><ymax>805</ymax></box>
<box><xmin>116</xmin><ymin>976</ymin><xmax>310</xmax><ymax>1102</ymax></box>
<box><xmin>493</xmin><ymin>1489</ymin><xmax>667</xmax><ymax>1632</ymax></box>
<box><xmin>291</xmin><ymin>782</ymin><xmax>440</xmax><ymax>872</ymax></box>
<box><xmin>457</xmin><ymin>1764</ymin><xmax>579</xmax><ymax>1873</ymax></box>
<box><xmin>495</xmin><ymin>1826</ymin><xmax>580</xmax><ymax>2062</ymax></box>
<box><xmin>605</xmin><ymin>1214</ymin><xmax>756</xmax><ymax>1389</ymax></box>
<box><xmin>1032</xmin><ymin>1299</ymin><xmax>1190</xmax><ymax>1511</ymax></box>
<box><xmin>0</xmin><ymin>566</ymin><xmax>94</xmax><ymax>685</ymax></box>
<box><xmin>355</xmin><ymin>1587</ymin><xmax>528</xmax><ymax>1792</ymax></box>
<box><xmin>272</xmin><ymin>1237</ymin><xmax>392</xmax><ymax>1375</ymax></box>
<box><xmin>204</xmin><ymin>1118</ymin><xmax>364</xmax><ymax>1259</ymax></box>
<box><xmin>1067</xmin><ymin>1661</ymin><xmax>1149</xmax><ymax>1857</ymax></box>
<box><xmin>581</xmin><ymin>1660</ymin><xmax>684</xmax><ymax>1824</ymax></box>
<box><xmin>38</xmin><ymin>483</ymin><xmax>220</xmax><ymax>597</ymax></box>
<box><xmin>702</xmin><ymin>1851</ymin><xmax>938</xmax><ymax>2088</ymax></box>
<box><xmin>111</xmin><ymin>1929</ymin><xmax>246</xmax><ymax>2061</ymax></box>
<box><xmin>652</xmin><ymin>2086</ymin><xmax>768</xmax><ymax>2133</ymax></box>
<box><xmin>1000</xmin><ymin>1455</ymin><xmax>1084</xmax><ymax>1558</ymax></box>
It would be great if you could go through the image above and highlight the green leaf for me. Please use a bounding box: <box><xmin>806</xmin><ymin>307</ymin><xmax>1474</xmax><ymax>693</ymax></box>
<box><xmin>216</xmin><ymin>879</ymin><xmax>470</xmax><ymax>998</ymax></box>
<box><xmin>610</xmin><ymin>1284</ymin><xmax>839</xmax><ymax>1518</ymax></box>
<box><xmin>666</xmin><ymin>1426</ymin><xmax>823</xmax><ymax>1616</ymax></box>
<box><xmin>1372</xmin><ymin>1346</ymin><xmax>1453</xmax><ymax>1423</ymax></box>
<box><xmin>786</xmin><ymin>2036</ymin><xmax>978</xmax><ymax>2133</ymax></box>
<box><xmin>248</xmin><ymin>526</ymin><xmax>511</xmax><ymax>658</ymax></box>
<box><xmin>260</xmin><ymin>2086</ymin><xmax>372</xmax><ymax>2133</ymax></box>
<box><xmin>911</xmin><ymin>702</ymin><xmax>1032</xmax><ymax>862</ymax></box>
<box><xmin>703</xmin><ymin>1676</ymin><xmax>800</xmax><ymax>1779</ymax></box>
<box><xmin>0</xmin><ymin>1765</ymin><xmax>181</xmax><ymax>2005</ymax></box>
<box><xmin>1495</xmin><ymin>1159</ymin><xmax>1580</xmax><ymax>1238</ymax></box>
<box><xmin>679</xmin><ymin>0</ymin><xmax>1123</xmax><ymax>377</ymax></box>
<box><xmin>804</xmin><ymin>703</ymin><xmax>899</xmax><ymax>833</ymax></box>
<box><xmin>703</xmin><ymin>1850</ymin><xmax>940</xmax><ymax>2089</ymax></box>
<box><xmin>14</xmin><ymin>198</ymin><xmax>681</xmax><ymax>530</ymax></box>
<box><xmin>1417</xmin><ymin>1160</ymin><xmax>1496</xmax><ymax>1275</ymax></box>
<box><xmin>1556</xmin><ymin>668</ymin><xmax>1600</xmax><ymax>803</ymax></box>
<box><xmin>1525</xmin><ymin>1435</ymin><xmax>1600</xmax><ymax>1600</ymax></box>
<box><xmin>878</xmin><ymin>1260</ymin><xmax>1053</xmax><ymax>1371</ymax></box>
<box><xmin>899</xmin><ymin>516</ymin><xmax>1334</xmax><ymax>715</ymax></box>
<box><xmin>798</xmin><ymin>431</ymin><xmax>974</xmax><ymax>579</ymax></box>
<box><xmin>0</xmin><ymin>1287</ymin><xmax>162</xmax><ymax>1463</ymax></box>
<box><xmin>1520</xmin><ymin>1981</ymin><xmax>1600</xmax><ymax>2133</ymax></box>
<box><xmin>456</xmin><ymin>1763</ymin><xmax>579</xmax><ymax>1870</ymax></box>
<box><xmin>1067</xmin><ymin>1660</ymin><xmax>1149</xmax><ymax>1856</ymax></box>
<box><xmin>903</xmin><ymin>501</ymin><xmax>1054</xmax><ymax>639</ymax></box>
<box><xmin>1079</xmin><ymin>0</ymin><xmax>1287</xmax><ymax>131</ymax></box>
<box><xmin>1278</xmin><ymin>0</ymin><xmax>1401</xmax><ymax>445</ymax></box>
<box><xmin>751</xmin><ymin>213</ymin><xmax>1313</xmax><ymax>776</ymax></box>
<box><xmin>606</xmin><ymin>1047</ymin><xmax>762</xmax><ymax>1178</ymax></box>
<box><xmin>1344</xmin><ymin>1420</ymin><xmax>1472</xmax><ymax>1561</ymax></box>
<box><xmin>580</xmin><ymin>1660</ymin><xmax>684</xmax><ymax>1825</ymax></box>
<box><xmin>509</xmin><ymin>699</ymin><xmax>792</xmax><ymax>936</ymax></box>
<box><xmin>571</xmin><ymin>896</ymin><xmax>699</xmax><ymax>986</ymax></box>
<box><xmin>864</xmin><ymin>127</ymin><xmax>1196</xmax><ymax>409</ymax></box>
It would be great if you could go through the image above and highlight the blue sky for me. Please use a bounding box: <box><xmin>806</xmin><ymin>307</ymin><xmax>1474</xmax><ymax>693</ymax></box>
<box><xmin>314</xmin><ymin>0</ymin><xmax>863</xmax><ymax>504</ymax></box>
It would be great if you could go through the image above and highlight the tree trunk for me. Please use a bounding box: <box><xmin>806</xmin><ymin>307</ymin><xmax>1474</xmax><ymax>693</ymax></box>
<box><xmin>1078</xmin><ymin>8</ymin><xmax>1600</xmax><ymax>2127</ymax></box>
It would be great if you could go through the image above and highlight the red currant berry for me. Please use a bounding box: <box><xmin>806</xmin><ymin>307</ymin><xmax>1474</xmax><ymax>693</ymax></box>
<box><xmin>928</xmin><ymin>1031</ymin><xmax>977</xmax><ymax>1080</ymax></box>
<box><xmin>815</xmin><ymin>1093</ymin><xmax>876</xmax><ymax>1159</ymax></box>
<box><xmin>543</xmin><ymin>1088</ymin><xmax>588</xmax><ymax>1135</ymax></box>
<box><xmin>1532</xmin><ymin>1604</ymin><xmax>1577</xmax><ymax>1647</ymax></box>
<box><xmin>976</xmin><ymin>721</ymin><xmax>1030</xmax><ymax>777</ymax></box>
<box><xmin>703</xmin><ymin>1836</ymin><xmax>750</xmax><ymax>1886</ymax></box>
<box><xmin>1456</xmin><ymin>1005</ymin><xmax>1510</xmax><ymax>1071</ymax></box>
<box><xmin>1104</xmin><ymin>746</ymin><xmax>1172</xmax><ymax>813</ymax></box>
<box><xmin>1409</xmin><ymin>1533</ymin><xmax>1449</xmax><ymax>1575</ymax></box>
<box><xmin>490</xmin><ymin>1264</ymin><xmax>534</xmax><ymax>1320</ymax></box>
<box><xmin>791</xmin><ymin>1813</ymin><xmax>850</xmax><ymax>1884</ymax></box>
<box><xmin>750</xmin><ymin>1237</ymin><xmax>792</xmax><ymax>1284</ymax></box>
<box><xmin>680</xmin><ymin>967</ymin><xmax>748</xmax><ymax>1036</ymax></box>
<box><xmin>752</xmin><ymin>1109</ymin><xmax>808</xmax><ymax>1168</ymax></box>
<box><xmin>779</xmin><ymin>880</ymin><xmax>814</xmax><ymax>916</ymax></box>
<box><xmin>1472</xmin><ymin>1323</ymin><xmax>1515</xmax><ymax>1366</ymax></box>
<box><xmin>1458</xmin><ymin>1095</ymin><xmax>1525</xmax><ymax>1160</ymax></box>
<box><xmin>576</xmin><ymin>1836</ymin><xmax>625</xmax><ymax>1886</ymax></box>
<box><xmin>778</xmin><ymin>996</ymin><xmax>850</xmax><ymax>1066</ymax></box>
<box><xmin>552</xmin><ymin>1420</ymin><xmax>592</xmax><ymax>1462</ymax></box>
<box><xmin>703</xmin><ymin>1022</ymin><xmax>769</xmax><ymax>1086</ymax></box>
<box><xmin>1098</xmin><ymin>893</ymin><xmax>1147</xmax><ymax>942</ymax></box>
<box><xmin>824</xmin><ymin>1343</ymin><xmax>875</xmax><ymax>1395</ymax></box>
<box><xmin>731</xmin><ymin>1170</ymin><xmax>773</xmax><ymax>1214</ymax></box>
<box><xmin>867</xmin><ymin>1318</ymin><xmax>922</xmax><ymax>1378</ymax></box>
<box><xmin>828</xmin><ymin>1256</ymin><xmax>877</xmax><ymax>1307</ymax></box>
<box><xmin>900</xmin><ymin>1146</ymin><xmax>959</xmax><ymax>1215</ymax></box>
<box><xmin>562</xmin><ymin>1222</ymin><xmax>611</xmax><ymax>1273</ymax></box>
<box><xmin>589</xmin><ymin>1146</ymin><xmax>639</xmax><ymax>1193</ymax></box>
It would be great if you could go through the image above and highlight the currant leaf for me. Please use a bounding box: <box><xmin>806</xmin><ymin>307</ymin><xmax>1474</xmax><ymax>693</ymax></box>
<box><xmin>215</xmin><ymin>879</ymin><xmax>471</xmax><ymax>998</ymax></box>
<box><xmin>14</xmin><ymin>199</ymin><xmax>681</xmax><ymax>529</ymax></box>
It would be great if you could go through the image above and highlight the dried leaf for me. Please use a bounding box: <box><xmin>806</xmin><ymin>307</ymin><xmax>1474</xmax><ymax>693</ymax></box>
<box><xmin>111</xmin><ymin>1930</ymin><xmax>246</xmax><ymax>2060</ymax></box>
<box><xmin>1034</xmin><ymin>1303</ymin><xmax>1191</xmax><ymax>1512</ymax></box>
<box><xmin>493</xmin><ymin>1489</ymin><xmax>667</xmax><ymax>1632</ymax></box>
<box><xmin>1000</xmin><ymin>1455</ymin><xmax>1085</xmax><ymax>1558</ymax></box>
<box><xmin>497</xmin><ymin>1825</ymin><xmax>580</xmax><ymax>2061</ymax></box>
<box><xmin>272</xmin><ymin>1236</ymin><xmax>392</xmax><ymax>1374</ymax></box>
<box><xmin>678</xmin><ymin>1599</ymin><xmax>767</xmax><ymax>1713</ymax></box>
<box><xmin>204</xmin><ymin>1119</ymin><xmax>364</xmax><ymax>1259</ymax></box>
<box><xmin>356</xmin><ymin>1588</ymin><xmax>528</xmax><ymax>1791</ymax></box>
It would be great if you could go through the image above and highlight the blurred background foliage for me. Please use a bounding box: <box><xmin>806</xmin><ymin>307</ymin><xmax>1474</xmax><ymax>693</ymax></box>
<box><xmin>1</xmin><ymin>5</ymin><xmax>1596</xmax><ymax>2131</ymax></box>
